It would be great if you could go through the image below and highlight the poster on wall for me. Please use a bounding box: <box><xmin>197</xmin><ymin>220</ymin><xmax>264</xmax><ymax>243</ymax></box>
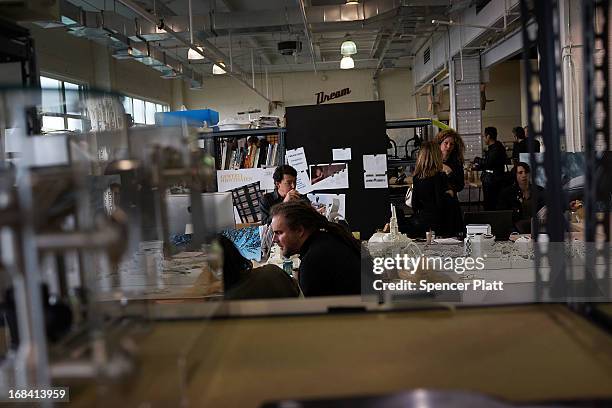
<box><xmin>285</xmin><ymin>147</ymin><xmax>309</xmax><ymax>171</ymax></box>
<box><xmin>309</xmin><ymin>163</ymin><xmax>349</xmax><ymax>190</ymax></box>
<box><xmin>296</xmin><ymin>170</ymin><xmax>313</xmax><ymax>194</ymax></box>
<box><xmin>332</xmin><ymin>148</ymin><xmax>352</xmax><ymax>161</ymax></box>
<box><xmin>363</xmin><ymin>154</ymin><xmax>388</xmax><ymax>189</ymax></box>
<box><xmin>307</xmin><ymin>193</ymin><xmax>346</xmax><ymax>219</ymax></box>
<box><xmin>216</xmin><ymin>168</ymin><xmax>275</xmax><ymax>192</ymax></box>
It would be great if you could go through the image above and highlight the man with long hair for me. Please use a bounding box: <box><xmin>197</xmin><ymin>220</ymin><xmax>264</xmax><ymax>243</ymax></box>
<box><xmin>270</xmin><ymin>202</ymin><xmax>361</xmax><ymax>297</ymax></box>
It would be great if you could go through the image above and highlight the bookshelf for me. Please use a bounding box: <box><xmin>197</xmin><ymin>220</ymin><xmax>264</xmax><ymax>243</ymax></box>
<box><xmin>199</xmin><ymin>127</ymin><xmax>286</xmax><ymax>171</ymax></box>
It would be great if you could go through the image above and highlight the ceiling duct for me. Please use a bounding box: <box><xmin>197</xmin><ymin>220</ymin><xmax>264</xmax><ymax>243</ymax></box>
<box><xmin>278</xmin><ymin>41</ymin><xmax>302</xmax><ymax>56</ymax></box>
<box><xmin>31</xmin><ymin>0</ymin><xmax>81</xmax><ymax>28</ymax></box>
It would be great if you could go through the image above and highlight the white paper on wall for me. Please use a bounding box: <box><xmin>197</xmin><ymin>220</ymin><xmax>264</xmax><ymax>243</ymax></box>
<box><xmin>216</xmin><ymin>168</ymin><xmax>275</xmax><ymax>192</ymax></box>
<box><xmin>363</xmin><ymin>154</ymin><xmax>388</xmax><ymax>189</ymax></box>
<box><xmin>285</xmin><ymin>147</ymin><xmax>308</xmax><ymax>172</ymax></box>
<box><xmin>307</xmin><ymin>193</ymin><xmax>346</xmax><ymax>219</ymax></box>
<box><xmin>332</xmin><ymin>148</ymin><xmax>352</xmax><ymax>161</ymax></box>
<box><xmin>309</xmin><ymin>163</ymin><xmax>349</xmax><ymax>190</ymax></box>
<box><xmin>296</xmin><ymin>170</ymin><xmax>313</xmax><ymax>194</ymax></box>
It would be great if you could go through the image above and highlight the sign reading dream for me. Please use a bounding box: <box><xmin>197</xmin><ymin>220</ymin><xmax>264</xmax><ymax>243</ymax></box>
<box><xmin>315</xmin><ymin>88</ymin><xmax>351</xmax><ymax>104</ymax></box>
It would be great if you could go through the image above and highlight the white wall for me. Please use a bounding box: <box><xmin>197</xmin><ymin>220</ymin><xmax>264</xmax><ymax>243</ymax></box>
<box><xmin>482</xmin><ymin>60</ymin><xmax>522</xmax><ymax>144</ymax></box>
<box><xmin>184</xmin><ymin>68</ymin><xmax>416</xmax><ymax>122</ymax></box>
<box><xmin>29</xmin><ymin>25</ymin><xmax>175</xmax><ymax>105</ymax></box>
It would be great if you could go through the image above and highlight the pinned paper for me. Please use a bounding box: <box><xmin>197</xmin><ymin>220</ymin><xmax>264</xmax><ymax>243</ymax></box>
<box><xmin>332</xmin><ymin>148</ymin><xmax>352</xmax><ymax>161</ymax></box>
<box><xmin>307</xmin><ymin>193</ymin><xmax>346</xmax><ymax>219</ymax></box>
<box><xmin>285</xmin><ymin>147</ymin><xmax>308</xmax><ymax>172</ymax></box>
<box><xmin>363</xmin><ymin>154</ymin><xmax>388</xmax><ymax>189</ymax></box>
<box><xmin>296</xmin><ymin>170</ymin><xmax>313</xmax><ymax>194</ymax></box>
<box><xmin>309</xmin><ymin>163</ymin><xmax>349</xmax><ymax>190</ymax></box>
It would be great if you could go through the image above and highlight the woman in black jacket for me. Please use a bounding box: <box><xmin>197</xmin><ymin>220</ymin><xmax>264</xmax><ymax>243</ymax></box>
<box><xmin>436</xmin><ymin>129</ymin><xmax>466</xmax><ymax>236</ymax></box>
<box><xmin>405</xmin><ymin>142</ymin><xmax>455</xmax><ymax>237</ymax></box>
<box><xmin>436</xmin><ymin>129</ymin><xmax>465</xmax><ymax>195</ymax></box>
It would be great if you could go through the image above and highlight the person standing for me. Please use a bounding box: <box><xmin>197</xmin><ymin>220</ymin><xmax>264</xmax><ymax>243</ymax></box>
<box><xmin>436</xmin><ymin>129</ymin><xmax>465</xmax><ymax>195</ymax></box>
<box><xmin>474</xmin><ymin>127</ymin><xmax>507</xmax><ymax>211</ymax></box>
<box><xmin>512</xmin><ymin>126</ymin><xmax>540</xmax><ymax>164</ymax></box>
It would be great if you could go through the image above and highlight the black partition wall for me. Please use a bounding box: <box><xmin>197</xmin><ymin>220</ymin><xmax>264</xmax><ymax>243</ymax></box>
<box><xmin>285</xmin><ymin>101</ymin><xmax>390</xmax><ymax>239</ymax></box>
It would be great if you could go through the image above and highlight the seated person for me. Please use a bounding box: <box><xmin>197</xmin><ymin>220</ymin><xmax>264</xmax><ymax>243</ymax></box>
<box><xmin>270</xmin><ymin>202</ymin><xmax>361</xmax><ymax>297</ymax></box>
<box><xmin>402</xmin><ymin>141</ymin><xmax>461</xmax><ymax>238</ymax></box>
<box><xmin>218</xmin><ymin>235</ymin><xmax>300</xmax><ymax>300</ymax></box>
<box><xmin>259</xmin><ymin>165</ymin><xmax>310</xmax><ymax>225</ymax></box>
<box><xmin>497</xmin><ymin>162</ymin><xmax>545</xmax><ymax>234</ymax></box>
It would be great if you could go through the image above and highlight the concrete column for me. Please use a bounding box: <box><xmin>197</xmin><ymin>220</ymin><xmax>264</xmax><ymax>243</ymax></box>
<box><xmin>91</xmin><ymin>43</ymin><xmax>113</xmax><ymax>92</ymax></box>
<box><xmin>453</xmin><ymin>56</ymin><xmax>483</xmax><ymax>161</ymax></box>
<box><xmin>171</xmin><ymin>79</ymin><xmax>185</xmax><ymax>111</ymax></box>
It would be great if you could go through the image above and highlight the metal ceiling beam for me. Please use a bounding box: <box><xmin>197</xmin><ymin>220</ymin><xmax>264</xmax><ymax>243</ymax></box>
<box><xmin>216</xmin><ymin>0</ymin><xmax>273</xmax><ymax>66</ymax></box>
<box><xmin>373</xmin><ymin>20</ymin><xmax>403</xmax><ymax>79</ymax></box>
<box><xmin>114</xmin><ymin>0</ymin><xmax>273</xmax><ymax>103</ymax></box>
<box><xmin>297</xmin><ymin>0</ymin><xmax>318</xmax><ymax>74</ymax></box>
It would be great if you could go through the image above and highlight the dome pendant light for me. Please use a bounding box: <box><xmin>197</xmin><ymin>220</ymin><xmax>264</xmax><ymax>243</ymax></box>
<box><xmin>346</xmin><ymin>0</ymin><xmax>359</xmax><ymax>4</ymax></box>
<box><xmin>212</xmin><ymin>63</ymin><xmax>226</xmax><ymax>75</ymax></box>
<box><xmin>340</xmin><ymin>56</ymin><xmax>354</xmax><ymax>70</ymax></box>
<box><xmin>340</xmin><ymin>39</ymin><xmax>357</xmax><ymax>56</ymax></box>
<box><xmin>188</xmin><ymin>47</ymin><xmax>205</xmax><ymax>60</ymax></box>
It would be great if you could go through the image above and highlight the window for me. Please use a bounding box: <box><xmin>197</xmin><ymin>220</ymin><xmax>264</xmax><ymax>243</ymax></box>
<box><xmin>121</xmin><ymin>95</ymin><xmax>169</xmax><ymax>125</ymax></box>
<box><xmin>40</xmin><ymin>76</ymin><xmax>86</xmax><ymax>132</ymax></box>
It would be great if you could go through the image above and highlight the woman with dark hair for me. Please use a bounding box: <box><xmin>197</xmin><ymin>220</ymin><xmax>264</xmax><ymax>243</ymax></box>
<box><xmin>270</xmin><ymin>202</ymin><xmax>360</xmax><ymax>297</ymax></box>
<box><xmin>217</xmin><ymin>235</ymin><xmax>300</xmax><ymax>300</ymax></box>
<box><xmin>435</xmin><ymin>128</ymin><xmax>465</xmax><ymax>194</ymax></box>
<box><xmin>497</xmin><ymin>162</ymin><xmax>545</xmax><ymax>233</ymax></box>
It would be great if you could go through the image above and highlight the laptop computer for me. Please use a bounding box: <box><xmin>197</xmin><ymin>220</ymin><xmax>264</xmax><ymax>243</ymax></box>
<box><xmin>464</xmin><ymin>210</ymin><xmax>514</xmax><ymax>241</ymax></box>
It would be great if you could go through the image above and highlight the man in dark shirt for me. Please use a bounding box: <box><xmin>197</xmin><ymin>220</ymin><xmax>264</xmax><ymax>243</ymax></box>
<box><xmin>270</xmin><ymin>202</ymin><xmax>361</xmax><ymax>297</ymax></box>
<box><xmin>512</xmin><ymin>126</ymin><xmax>540</xmax><ymax>164</ymax></box>
<box><xmin>259</xmin><ymin>165</ymin><xmax>310</xmax><ymax>225</ymax></box>
<box><xmin>474</xmin><ymin>127</ymin><xmax>507</xmax><ymax>211</ymax></box>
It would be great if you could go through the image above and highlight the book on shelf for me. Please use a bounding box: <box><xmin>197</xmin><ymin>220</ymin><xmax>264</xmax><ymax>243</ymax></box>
<box><xmin>215</xmin><ymin>135</ymin><xmax>282</xmax><ymax>170</ymax></box>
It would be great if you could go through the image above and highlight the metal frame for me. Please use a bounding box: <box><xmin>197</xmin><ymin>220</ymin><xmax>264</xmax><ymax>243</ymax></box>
<box><xmin>582</xmin><ymin>0</ymin><xmax>610</xmax><ymax>299</ymax></box>
<box><xmin>520</xmin><ymin>0</ymin><xmax>568</xmax><ymax>300</ymax></box>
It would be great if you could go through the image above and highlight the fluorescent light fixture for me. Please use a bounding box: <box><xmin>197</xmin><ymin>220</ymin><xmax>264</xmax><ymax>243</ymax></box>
<box><xmin>340</xmin><ymin>39</ymin><xmax>357</xmax><ymax>56</ymax></box>
<box><xmin>346</xmin><ymin>0</ymin><xmax>359</xmax><ymax>4</ymax></box>
<box><xmin>340</xmin><ymin>56</ymin><xmax>354</xmax><ymax>69</ymax></box>
<box><xmin>188</xmin><ymin>47</ymin><xmax>205</xmax><ymax>60</ymax></box>
<box><xmin>212</xmin><ymin>63</ymin><xmax>226</xmax><ymax>75</ymax></box>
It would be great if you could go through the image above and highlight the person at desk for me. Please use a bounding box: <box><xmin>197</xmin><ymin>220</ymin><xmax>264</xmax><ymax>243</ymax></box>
<box><xmin>497</xmin><ymin>162</ymin><xmax>545</xmax><ymax>234</ymax></box>
<box><xmin>270</xmin><ymin>202</ymin><xmax>361</xmax><ymax>297</ymax></box>
<box><xmin>259</xmin><ymin>165</ymin><xmax>310</xmax><ymax>225</ymax></box>
<box><xmin>436</xmin><ymin>129</ymin><xmax>465</xmax><ymax>194</ymax></box>
<box><xmin>473</xmin><ymin>127</ymin><xmax>507</xmax><ymax>211</ymax></box>
<box><xmin>218</xmin><ymin>235</ymin><xmax>300</xmax><ymax>300</ymax></box>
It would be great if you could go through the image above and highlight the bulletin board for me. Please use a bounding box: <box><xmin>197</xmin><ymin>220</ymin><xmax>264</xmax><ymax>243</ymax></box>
<box><xmin>285</xmin><ymin>101</ymin><xmax>390</xmax><ymax>239</ymax></box>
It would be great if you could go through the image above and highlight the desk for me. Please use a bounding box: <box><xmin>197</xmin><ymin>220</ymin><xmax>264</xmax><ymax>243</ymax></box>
<box><xmin>67</xmin><ymin>304</ymin><xmax>612</xmax><ymax>407</ymax></box>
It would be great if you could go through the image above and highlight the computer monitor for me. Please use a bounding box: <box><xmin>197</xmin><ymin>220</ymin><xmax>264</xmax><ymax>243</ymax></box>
<box><xmin>464</xmin><ymin>210</ymin><xmax>514</xmax><ymax>241</ymax></box>
<box><xmin>166</xmin><ymin>193</ymin><xmax>235</xmax><ymax>237</ymax></box>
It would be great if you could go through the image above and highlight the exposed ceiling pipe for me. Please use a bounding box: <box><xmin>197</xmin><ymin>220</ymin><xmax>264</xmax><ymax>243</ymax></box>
<box><xmin>297</xmin><ymin>0</ymin><xmax>318</xmax><ymax>74</ymax></box>
<box><xmin>114</xmin><ymin>0</ymin><xmax>273</xmax><ymax>103</ymax></box>
<box><xmin>216</xmin><ymin>0</ymin><xmax>273</xmax><ymax>66</ymax></box>
<box><xmin>373</xmin><ymin>19</ymin><xmax>402</xmax><ymax>79</ymax></box>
